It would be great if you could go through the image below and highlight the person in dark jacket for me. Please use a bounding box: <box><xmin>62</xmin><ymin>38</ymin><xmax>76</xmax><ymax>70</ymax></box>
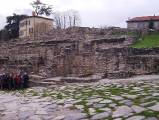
<box><xmin>0</xmin><ymin>74</ymin><xmax>3</xmax><ymax>89</ymax></box>
<box><xmin>22</xmin><ymin>72</ymin><xmax>29</xmax><ymax>88</ymax></box>
<box><xmin>1</xmin><ymin>73</ymin><xmax>6</xmax><ymax>89</ymax></box>
<box><xmin>7</xmin><ymin>73</ymin><xmax>12</xmax><ymax>90</ymax></box>
<box><xmin>3</xmin><ymin>73</ymin><xmax>8</xmax><ymax>89</ymax></box>
<box><xmin>10</xmin><ymin>73</ymin><xmax>15</xmax><ymax>89</ymax></box>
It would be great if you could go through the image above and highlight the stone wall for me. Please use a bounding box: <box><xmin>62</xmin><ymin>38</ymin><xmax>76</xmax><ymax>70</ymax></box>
<box><xmin>0</xmin><ymin>27</ymin><xmax>158</xmax><ymax>78</ymax></box>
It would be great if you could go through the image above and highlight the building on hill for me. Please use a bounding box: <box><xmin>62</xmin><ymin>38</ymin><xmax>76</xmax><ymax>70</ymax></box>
<box><xmin>19</xmin><ymin>16</ymin><xmax>53</xmax><ymax>38</ymax></box>
<box><xmin>127</xmin><ymin>16</ymin><xmax>159</xmax><ymax>30</ymax></box>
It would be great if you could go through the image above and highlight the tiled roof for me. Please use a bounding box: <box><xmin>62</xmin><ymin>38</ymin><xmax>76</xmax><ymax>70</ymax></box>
<box><xmin>28</xmin><ymin>16</ymin><xmax>53</xmax><ymax>21</ymax></box>
<box><xmin>127</xmin><ymin>16</ymin><xmax>159</xmax><ymax>22</ymax></box>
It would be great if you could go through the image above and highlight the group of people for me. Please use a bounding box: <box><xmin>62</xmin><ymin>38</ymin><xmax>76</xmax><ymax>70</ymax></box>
<box><xmin>0</xmin><ymin>72</ymin><xmax>29</xmax><ymax>90</ymax></box>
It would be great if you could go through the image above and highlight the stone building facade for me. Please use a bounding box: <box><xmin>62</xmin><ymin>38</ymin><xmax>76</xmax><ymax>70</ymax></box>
<box><xmin>19</xmin><ymin>16</ymin><xmax>53</xmax><ymax>38</ymax></box>
<box><xmin>127</xmin><ymin>16</ymin><xmax>159</xmax><ymax>30</ymax></box>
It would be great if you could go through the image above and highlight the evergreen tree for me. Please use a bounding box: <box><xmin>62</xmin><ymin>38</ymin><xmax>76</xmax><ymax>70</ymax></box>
<box><xmin>0</xmin><ymin>14</ymin><xmax>27</xmax><ymax>40</ymax></box>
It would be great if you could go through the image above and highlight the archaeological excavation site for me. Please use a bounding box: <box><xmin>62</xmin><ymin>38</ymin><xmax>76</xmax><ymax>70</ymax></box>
<box><xmin>0</xmin><ymin>27</ymin><xmax>159</xmax><ymax>83</ymax></box>
<box><xmin>1</xmin><ymin>22</ymin><xmax>159</xmax><ymax>120</ymax></box>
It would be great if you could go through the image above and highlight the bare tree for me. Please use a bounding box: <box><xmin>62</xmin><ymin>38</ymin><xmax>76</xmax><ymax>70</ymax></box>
<box><xmin>52</xmin><ymin>10</ymin><xmax>81</xmax><ymax>29</ymax></box>
<box><xmin>67</xmin><ymin>10</ymin><xmax>81</xmax><ymax>27</ymax></box>
<box><xmin>53</xmin><ymin>12</ymin><xmax>63</xmax><ymax>29</ymax></box>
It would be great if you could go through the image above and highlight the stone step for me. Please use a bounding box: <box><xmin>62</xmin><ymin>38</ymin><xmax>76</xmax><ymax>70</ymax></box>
<box><xmin>61</xmin><ymin>77</ymin><xmax>100</xmax><ymax>83</ymax></box>
<box><xmin>29</xmin><ymin>81</ymin><xmax>58</xmax><ymax>87</ymax></box>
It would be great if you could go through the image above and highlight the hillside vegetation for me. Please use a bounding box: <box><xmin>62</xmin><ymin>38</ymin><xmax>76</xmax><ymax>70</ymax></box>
<box><xmin>132</xmin><ymin>33</ymin><xmax>159</xmax><ymax>48</ymax></box>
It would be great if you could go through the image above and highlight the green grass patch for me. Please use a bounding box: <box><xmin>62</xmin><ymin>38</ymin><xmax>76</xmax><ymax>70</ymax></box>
<box><xmin>133</xmin><ymin>96</ymin><xmax>143</xmax><ymax>105</ymax></box>
<box><xmin>56</xmin><ymin>93</ymin><xmax>63</xmax><ymax>99</ymax></box>
<box><xmin>77</xmin><ymin>100</ymin><xmax>90</xmax><ymax>116</ymax></box>
<box><xmin>132</xmin><ymin>33</ymin><xmax>159</xmax><ymax>48</ymax></box>
<box><xmin>139</xmin><ymin>110</ymin><xmax>159</xmax><ymax>117</ymax></box>
<box><xmin>95</xmin><ymin>108</ymin><xmax>105</xmax><ymax>113</ymax></box>
<box><xmin>108</xmin><ymin>87</ymin><xmax>129</xmax><ymax>95</ymax></box>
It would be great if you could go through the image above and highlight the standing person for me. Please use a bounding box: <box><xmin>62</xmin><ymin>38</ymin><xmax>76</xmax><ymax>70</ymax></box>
<box><xmin>20</xmin><ymin>71</ymin><xmax>24</xmax><ymax>89</ymax></box>
<box><xmin>3</xmin><ymin>73</ymin><xmax>8</xmax><ymax>89</ymax></box>
<box><xmin>23</xmin><ymin>72</ymin><xmax>29</xmax><ymax>88</ymax></box>
<box><xmin>15</xmin><ymin>74</ymin><xmax>21</xmax><ymax>89</ymax></box>
<box><xmin>7</xmin><ymin>73</ymin><xmax>12</xmax><ymax>90</ymax></box>
<box><xmin>10</xmin><ymin>73</ymin><xmax>15</xmax><ymax>89</ymax></box>
<box><xmin>1</xmin><ymin>73</ymin><xmax>6</xmax><ymax>89</ymax></box>
<box><xmin>0</xmin><ymin>74</ymin><xmax>3</xmax><ymax>89</ymax></box>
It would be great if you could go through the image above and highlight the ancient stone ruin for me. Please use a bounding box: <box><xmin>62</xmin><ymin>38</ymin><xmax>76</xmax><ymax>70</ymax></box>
<box><xmin>0</xmin><ymin>27</ymin><xmax>159</xmax><ymax>79</ymax></box>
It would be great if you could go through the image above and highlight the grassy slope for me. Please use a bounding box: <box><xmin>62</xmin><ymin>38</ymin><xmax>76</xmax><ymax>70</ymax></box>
<box><xmin>132</xmin><ymin>33</ymin><xmax>159</xmax><ymax>48</ymax></box>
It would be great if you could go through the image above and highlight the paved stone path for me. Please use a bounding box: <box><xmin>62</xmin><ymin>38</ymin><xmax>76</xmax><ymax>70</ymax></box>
<box><xmin>0</xmin><ymin>75</ymin><xmax>159</xmax><ymax>120</ymax></box>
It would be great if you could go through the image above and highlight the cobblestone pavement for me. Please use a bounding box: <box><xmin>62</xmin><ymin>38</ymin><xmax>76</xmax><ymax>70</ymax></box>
<box><xmin>0</xmin><ymin>75</ymin><xmax>159</xmax><ymax>120</ymax></box>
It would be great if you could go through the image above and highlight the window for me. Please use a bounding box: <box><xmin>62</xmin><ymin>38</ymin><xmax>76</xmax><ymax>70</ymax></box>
<box><xmin>20</xmin><ymin>22</ymin><xmax>25</xmax><ymax>27</ymax></box>
<box><xmin>27</xmin><ymin>20</ymin><xmax>30</xmax><ymax>25</ymax></box>
<box><xmin>29</xmin><ymin>28</ymin><xmax>34</xmax><ymax>34</ymax></box>
<box><xmin>19</xmin><ymin>31</ymin><xmax>24</xmax><ymax>36</ymax></box>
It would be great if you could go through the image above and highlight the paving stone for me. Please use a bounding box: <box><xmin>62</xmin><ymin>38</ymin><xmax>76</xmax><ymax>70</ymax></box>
<box><xmin>131</xmin><ymin>105</ymin><xmax>146</xmax><ymax>113</ymax></box>
<box><xmin>57</xmin><ymin>100</ymin><xmax>65</xmax><ymax>105</ymax></box>
<box><xmin>19</xmin><ymin>106</ymin><xmax>31</xmax><ymax>111</ymax></box>
<box><xmin>99</xmin><ymin>108</ymin><xmax>112</xmax><ymax>112</ymax></box>
<box><xmin>126</xmin><ymin>116</ymin><xmax>145</xmax><ymax>120</ymax></box>
<box><xmin>112</xmin><ymin>106</ymin><xmax>133</xmax><ymax>118</ymax></box>
<box><xmin>53</xmin><ymin>115</ymin><xmax>65</xmax><ymax>120</ymax></box>
<box><xmin>1</xmin><ymin>112</ymin><xmax>19</xmax><ymax>120</ymax></box>
<box><xmin>124</xmin><ymin>112</ymin><xmax>134</xmax><ymax>118</ymax></box>
<box><xmin>44</xmin><ymin>104</ymin><xmax>58</xmax><ymax>110</ymax></box>
<box><xmin>28</xmin><ymin>115</ymin><xmax>42</xmax><ymax>120</ymax></box>
<box><xmin>42</xmin><ymin>115</ymin><xmax>56</xmax><ymax>120</ymax></box>
<box><xmin>75</xmin><ymin>105</ymin><xmax>84</xmax><ymax>110</ymax></box>
<box><xmin>109</xmin><ymin>103</ymin><xmax>117</xmax><ymax>108</ymax></box>
<box><xmin>152</xmin><ymin>93</ymin><xmax>159</xmax><ymax>97</ymax></box>
<box><xmin>64</xmin><ymin>113</ymin><xmax>87</xmax><ymax>120</ymax></box>
<box><xmin>89</xmin><ymin>98</ymin><xmax>103</xmax><ymax>103</ymax></box>
<box><xmin>64</xmin><ymin>104</ymin><xmax>74</xmax><ymax>108</ymax></box>
<box><xmin>88</xmin><ymin>108</ymin><xmax>96</xmax><ymax>115</ymax></box>
<box><xmin>111</xmin><ymin>96</ymin><xmax>124</xmax><ymax>101</ymax></box>
<box><xmin>144</xmin><ymin>117</ymin><xmax>158</xmax><ymax>120</ymax></box>
<box><xmin>140</xmin><ymin>101</ymin><xmax>156</xmax><ymax>107</ymax></box>
<box><xmin>4</xmin><ymin>102</ymin><xmax>19</xmax><ymax>111</ymax></box>
<box><xmin>35</xmin><ymin>110</ymin><xmax>48</xmax><ymax>115</ymax></box>
<box><xmin>99</xmin><ymin>99</ymin><xmax>112</xmax><ymax>104</ymax></box>
<box><xmin>19</xmin><ymin>110</ymin><xmax>35</xmax><ymax>120</ymax></box>
<box><xmin>120</xmin><ymin>100</ymin><xmax>133</xmax><ymax>106</ymax></box>
<box><xmin>93</xmin><ymin>103</ymin><xmax>106</xmax><ymax>108</ymax></box>
<box><xmin>90</xmin><ymin>112</ymin><xmax>110</xmax><ymax>120</ymax></box>
<box><xmin>0</xmin><ymin>105</ymin><xmax>6</xmax><ymax>111</ymax></box>
<box><xmin>123</xmin><ymin>95</ymin><xmax>138</xmax><ymax>99</ymax></box>
<box><xmin>132</xmin><ymin>87</ymin><xmax>143</xmax><ymax>91</ymax></box>
<box><xmin>114</xmin><ymin>118</ymin><xmax>122</xmax><ymax>120</ymax></box>
<box><xmin>148</xmin><ymin>103</ymin><xmax>159</xmax><ymax>111</ymax></box>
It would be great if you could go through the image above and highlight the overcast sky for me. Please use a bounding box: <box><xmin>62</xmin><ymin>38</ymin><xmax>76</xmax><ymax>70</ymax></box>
<box><xmin>0</xmin><ymin>0</ymin><xmax>159</xmax><ymax>29</ymax></box>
